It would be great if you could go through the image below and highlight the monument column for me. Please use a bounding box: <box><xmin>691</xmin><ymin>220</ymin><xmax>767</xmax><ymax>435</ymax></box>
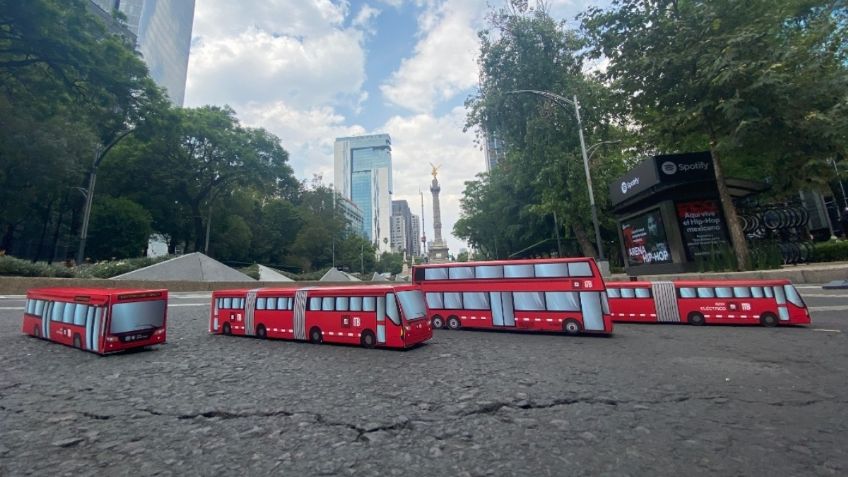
<box><xmin>427</xmin><ymin>164</ymin><xmax>450</xmax><ymax>263</ymax></box>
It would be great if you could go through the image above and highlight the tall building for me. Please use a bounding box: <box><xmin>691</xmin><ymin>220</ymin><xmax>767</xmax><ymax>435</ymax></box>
<box><xmin>391</xmin><ymin>200</ymin><xmax>420</xmax><ymax>257</ymax></box>
<box><xmin>89</xmin><ymin>0</ymin><xmax>195</xmax><ymax>106</ymax></box>
<box><xmin>410</xmin><ymin>214</ymin><xmax>421</xmax><ymax>257</ymax></box>
<box><xmin>337</xmin><ymin>196</ymin><xmax>364</xmax><ymax>237</ymax></box>
<box><xmin>334</xmin><ymin>134</ymin><xmax>393</xmax><ymax>253</ymax></box>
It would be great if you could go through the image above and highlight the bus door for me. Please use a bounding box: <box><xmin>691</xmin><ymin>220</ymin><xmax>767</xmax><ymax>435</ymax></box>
<box><xmin>773</xmin><ymin>286</ymin><xmax>789</xmax><ymax>322</ymax></box>
<box><xmin>85</xmin><ymin>306</ymin><xmax>103</xmax><ymax>352</ymax></box>
<box><xmin>579</xmin><ymin>292</ymin><xmax>606</xmax><ymax>331</ymax></box>
<box><xmin>377</xmin><ymin>295</ymin><xmax>387</xmax><ymax>344</ymax></box>
<box><xmin>41</xmin><ymin>301</ymin><xmax>52</xmax><ymax>339</ymax></box>
<box><xmin>293</xmin><ymin>289</ymin><xmax>308</xmax><ymax>340</ymax></box>
<box><xmin>651</xmin><ymin>281</ymin><xmax>680</xmax><ymax>322</ymax></box>
<box><xmin>244</xmin><ymin>289</ymin><xmax>258</xmax><ymax>336</ymax></box>
<box><xmin>490</xmin><ymin>292</ymin><xmax>515</xmax><ymax>327</ymax></box>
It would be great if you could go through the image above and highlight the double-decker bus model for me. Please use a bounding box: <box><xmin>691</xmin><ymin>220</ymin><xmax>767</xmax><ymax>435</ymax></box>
<box><xmin>22</xmin><ymin>288</ymin><xmax>168</xmax><ymax>354</ymax></box>
<box><xmin>606</xmin><ymin>280</ymin><xmax>810</xmax><ymax>327</ymax></box>
<box><xmin>412</xmin><ymin>258</ymin><xmax>613</xmax><ymax>336</ymax></box>
<box><xmin>210</xmin><ymin>285</ymin><xmax>432</xmax><ymax>349</ymax></box>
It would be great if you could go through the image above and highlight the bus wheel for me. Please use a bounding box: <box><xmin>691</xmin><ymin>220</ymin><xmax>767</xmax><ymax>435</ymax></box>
<box><xmin>562</xmin><ymin>319</ymin><xmax>582</xmax><ymax>335</ymax></box>
<box><xmin>688</xmin><ymin>312</ymin><xmax>706</xmax><ymax>326</ymax></box>
<box><xmin>447</xmin><ymin>316</ymin><xmax>461</xmax><ymax>330</ymax></box>
<box><xmin>431</xmin><ymin>315</ymin><xmax>445</xmax><ymax>329</ymax></box>
<box><xmin>73</xmin><ymin>334</ymin><xmax>82</xmax><ymax>349</ymax></box>
<box><xmin>222</xmin><ymin>323</ymin><xmax>232</xmax><ymax>335</ymax></box>
<box><xmin>309</xmin><ymin>327</ymin><xmax>323</xmax><ymax>344</ymax></box>
<box><xmin>360</xmin><ymin>330</ymin><xmax>376</xmax><ymax>348</ymax></box>
<box><xmin>256</xmin><ymin>325</ymin><xmax>267</xmax><ymax>339</ymax></box>
<box><xmin>760</xmin><ymin>313</ymin><xmax>778</xmax><ymax>327</ymax></box>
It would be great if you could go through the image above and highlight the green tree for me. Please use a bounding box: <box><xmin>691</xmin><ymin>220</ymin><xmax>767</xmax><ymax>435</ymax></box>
<box><xmin>580</xmin><ymin>0</ymin><xmax>848</xmax><ymax>269</ymax></box>
<box><xmin>376</xmin><ymin>252</ymin><xmax>403</xmax><ymax>275</ymax></box>
<box><xmin>86</xmin><ymin>196</ymin><xmax>151</xmax><ymax>260</ymax></box>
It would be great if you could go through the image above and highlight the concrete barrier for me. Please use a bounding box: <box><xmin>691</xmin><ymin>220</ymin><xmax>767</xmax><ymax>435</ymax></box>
<box><xmin>0</xmin><ymin>277</ymin><xmax>357</xmax><ymax>295</ymax></box>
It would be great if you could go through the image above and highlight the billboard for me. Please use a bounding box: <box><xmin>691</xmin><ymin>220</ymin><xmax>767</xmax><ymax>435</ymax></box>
<box><xmin>621</xmin><ymin>209</ymin><xmax>672</xmax><ymax>266</ymax></box>
<box><xmin>676</xmin><ymin>200</ymin><xmax>728</xmax><ymax>259</ymax></box>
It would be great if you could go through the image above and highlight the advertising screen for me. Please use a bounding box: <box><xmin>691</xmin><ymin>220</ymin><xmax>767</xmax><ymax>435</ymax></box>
<box><xmin>621</xmin><ymin>209</ymin><xmax>672</xmax><ymax>266</ymax></box>
<box><xmin>676</xmin><ymin>200</ymin><xmax>728</xmax><ymax>259</ymax></box>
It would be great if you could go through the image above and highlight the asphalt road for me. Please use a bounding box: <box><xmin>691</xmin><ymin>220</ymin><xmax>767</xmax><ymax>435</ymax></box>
<box><xmin>1</xmin><ymin>287</ymin><xmax>846</xmax><ymax>476</ymax></box>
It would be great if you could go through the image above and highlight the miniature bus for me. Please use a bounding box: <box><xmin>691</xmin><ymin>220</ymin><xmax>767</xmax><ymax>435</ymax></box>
<box><xmin>412</xmin><ymin>258</ymin><xmax>613</xmax><ymax>336</ymax></box>
<box><xmin>22</xmin><ymin>288</ymin><xmax>168</xmax><ymax>354</ymax></box>
<box><xmin>606</xmin><ymin>280</ymin><xmax>810</xmax><ymax>326</ymax></box>
<box><xmin>210</xmin><ymin>284</ymin><xmax>432</xmax><ymax>349</ymax></box>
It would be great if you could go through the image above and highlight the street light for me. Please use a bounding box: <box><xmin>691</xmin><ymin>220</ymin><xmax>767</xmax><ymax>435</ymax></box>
<box><xmin>507</xmin><ymin>89</ymin><xmax>605</xmax><ymax>260</ymax></box>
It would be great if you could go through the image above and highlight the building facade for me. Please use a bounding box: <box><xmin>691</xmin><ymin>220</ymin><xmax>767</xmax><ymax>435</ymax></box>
<box><xmin>410</xmin><ymin>214</ymin><xmax>421</xmax><ymax>257</ymax></box>
<box><xmin>334</xmin><ymin>134</ymin><xmax>393</xmax><ymax>253</ymax></box>
<box><xmin>391</xmin><ymin>200</ymin><xmax>421</xmax><ymax>257</ymax></box>
<box><xmin>337</xmin><ymin>196</ymin><xmax>364</xmax><ymax>237</ymax></box>
<box><xmin>89</xmin><ymin>0</ymin><xmax>195</xmax><ymax>106</ymax></box>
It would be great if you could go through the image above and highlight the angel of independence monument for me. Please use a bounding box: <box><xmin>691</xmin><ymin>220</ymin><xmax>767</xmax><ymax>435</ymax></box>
<box><xmin>427</xmin><ymin>164</ymin><xmax>450</xmax><ymax>263</ymax></box>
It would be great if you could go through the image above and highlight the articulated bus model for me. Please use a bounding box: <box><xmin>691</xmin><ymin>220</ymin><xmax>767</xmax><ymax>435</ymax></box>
<box><xmin>412</xmin><ymin>258</ymin><xmax>613</xmax><ymax>336</ymax></box>
<box><xmin>210</xmin><ymin>285</ymin><xmax>432</xmax><ymax>349</ymax></box>
<box><xmin>606</xmin><ymin>280</ymin><xmax>810</xmax><ymax>326</ymax></box>
<box><xmin>22</xmin><ymin>288</ymin><xmax>168</xmax><ymax>354</ymax></box>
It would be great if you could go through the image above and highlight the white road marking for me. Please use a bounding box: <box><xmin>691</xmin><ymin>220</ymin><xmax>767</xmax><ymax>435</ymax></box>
<box><xmin>811</xmin><ymin>328</ymin><xmax>842</xmax><ymax>333</ymax></box>
<box><xmin>800</xmin><ymin>294</ymin><xmax>848</xmax><ymax>298</ymax></box>
<box><xmin>809</xmin><ymin>305</ymin><xmax>848</xmax><ymax>311</ymax></box>
<box><xmin>0</xmin><ymin>307</ymin><xmax>22</xmax><ymax>310</ymax></box>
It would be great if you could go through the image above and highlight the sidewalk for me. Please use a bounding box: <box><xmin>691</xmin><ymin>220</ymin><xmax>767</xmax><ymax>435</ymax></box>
<box><xmin>608</xmin><ymin>261</ymin><xmax>848</xmax><ymax>284</ymax></box>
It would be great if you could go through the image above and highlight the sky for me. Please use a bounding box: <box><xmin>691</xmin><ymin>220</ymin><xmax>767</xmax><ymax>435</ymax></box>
<box><xmin>184</xmin><ymin>0</ymin><xmax>610</xmax><ymax>256</ymax></box>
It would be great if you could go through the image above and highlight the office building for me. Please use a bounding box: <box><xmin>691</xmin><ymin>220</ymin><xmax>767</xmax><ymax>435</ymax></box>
<box><xmin>334</xmin><ymin>134</ymin><xmax>393</xmax><ymax>253</ymax></box>
<box><xmin>89</xmin><ymin>0</ymin><xmax>195</xmax><ymax>106</ymax></box>
<box><xmin>410</xmin><ymin>214</ymin><xmax>421</xmax><ymax>257</ymax></box>
<box><xmin>337</xmin><ymin>196</ymin><xmax>364</xmax><ymax>237</ymax></box>
<box><xmin>391</xmin><ymin>200</ymin><xmax>421</xmax><ymax>257</ymax></box>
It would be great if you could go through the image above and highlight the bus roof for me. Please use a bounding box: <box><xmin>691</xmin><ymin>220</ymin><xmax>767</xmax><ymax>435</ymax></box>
<box><xmin>27</xmin><ymin>287</ymin><xmax>167</xmax><ymax>299</ymax></box>
<box><xmin>606</xmin><ymin>279</ymin><xmax>793</xmax><ymax>287</ymax></box>
<box><xmin>413</xmin><ymin>257</ymin><xmax>595</xmax><ymax>269</ymax></box>
<box><xmin>212</xmin><ymin>284</ymin><xmax>418</xmax><ymax>296</ymax></box>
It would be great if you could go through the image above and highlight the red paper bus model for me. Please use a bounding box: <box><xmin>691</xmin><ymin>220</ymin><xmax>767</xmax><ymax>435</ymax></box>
<box><xmin>411</xmin><ymin>258</ymin><xmax>613</xmax><ymax>336</ymax></box>
<box><xmin>210</xmin><ymin>284</ymin><xmax>432</xmax><ymax>349</ymax></box>
<box><xmin>606</xmin><ymin>280</ymin><xmax>810</xmax><ymax>326</ymax></box>
<box><xmin>22</xmin><ymin>288</ymin><xmax>168</xmax><ymax>354</ymax></box>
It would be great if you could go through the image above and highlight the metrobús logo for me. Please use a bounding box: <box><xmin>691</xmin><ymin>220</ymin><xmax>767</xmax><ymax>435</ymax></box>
<box><xmin>620</xmin><ymin>177</ymin><xmax>640</xmax><ymax>194</ymax></box>
<box><xmin>662</xmin><ymin>160</ymin><xmax>709</xmax><ymax>175</ymax></box>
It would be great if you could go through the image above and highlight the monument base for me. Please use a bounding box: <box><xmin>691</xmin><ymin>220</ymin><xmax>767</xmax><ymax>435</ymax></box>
<box><xmin>428</xmin><ymin>242</ymin><xmax>451</xmax><ymax>264</ymax></box>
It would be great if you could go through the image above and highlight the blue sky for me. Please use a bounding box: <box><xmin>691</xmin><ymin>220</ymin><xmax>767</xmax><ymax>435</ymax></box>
<box><xmin>185</xmin><ymin>0</ymin><xmax>611</xmax><ymax>255</ymax></box>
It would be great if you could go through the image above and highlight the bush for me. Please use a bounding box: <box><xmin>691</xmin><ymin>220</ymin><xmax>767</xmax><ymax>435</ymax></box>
<box><xmin>75</xmin><ymin>256</ymin><xmax>172</xmax><ymax>278</ymax></box>
<box><xmin>811</xmin><ymin>240</ymin><xmax>848</xmax><ymax>263</ymax></box>
<box><xmin>0</xmin><ymin>256</ymin><xmax>74</xmax><ymax>278</ymax></box>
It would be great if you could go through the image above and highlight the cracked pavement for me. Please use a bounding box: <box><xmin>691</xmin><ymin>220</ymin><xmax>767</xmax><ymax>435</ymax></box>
<box><xmin>1</xmin><ymin>289</ymin><xmax>847</xmax><ymax>476</ymax></box>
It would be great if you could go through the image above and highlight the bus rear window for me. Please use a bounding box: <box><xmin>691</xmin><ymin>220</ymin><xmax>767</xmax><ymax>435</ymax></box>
<box><xmin>110</xmin><ymin>300</ymin><xmax>166</xmax><ymax>334</ymax></box>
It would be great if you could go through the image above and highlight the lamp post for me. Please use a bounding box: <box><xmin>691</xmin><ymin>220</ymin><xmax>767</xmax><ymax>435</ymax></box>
<box><xmin>507</xmin><ymin>89</ymin><xmax>605</xmax><ymax>260</ymax></box>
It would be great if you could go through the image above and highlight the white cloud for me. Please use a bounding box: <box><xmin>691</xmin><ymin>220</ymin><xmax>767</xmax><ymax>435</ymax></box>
<box><xmin>380</xmin><ymin>0</ymin><xmax>486</xmax><ymax>113</ymax></box>
<box><xmin>383</xmin><ymin>106</ymin><xmax>484</xmax><ymax>255</ymax></box>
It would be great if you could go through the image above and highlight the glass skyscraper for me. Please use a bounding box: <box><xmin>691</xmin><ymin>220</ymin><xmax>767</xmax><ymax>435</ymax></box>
<box><xmin>334</xmin><ymin>135</ymin><xmax>393</xmax><ymax>253</ymax></box>
<box><xmin>89</xmin><ymin>0</ymin><xmax>195</xmax><ymax>106</ymax></box>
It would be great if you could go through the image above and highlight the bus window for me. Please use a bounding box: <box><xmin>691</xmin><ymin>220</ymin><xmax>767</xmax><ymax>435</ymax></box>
<box><xmin>257</xmin><ymin>298</ymin><xmax>267</xmax><ymax>310</ymax></box>
<box><xmin>424</xmin><ymin>267</ymin><xmax>448</xmax><ymax>280</ymax></box>
<box><xmin>545</xmin><ymin>292</ymin><xmax>580</xmax><ymax>311</ymax></box>
<box><xmin>322</xmin><ymin>297</ymin><xmax>335</xmax><ymax>311</ymax></box>
<box><xmin>73</xmin><ymin>304</ymin><xmax>88</xmax><ymax>326</ymax></box>
<box><xmin>751</xmin><ymin>286</ymin><xmax>765</xmax><ymax>298</ymax></box>
<box><xmin>386</xmin><ymin>293</ymin><xmax>401</xmax><ymax>325</ymax></box>
<box><xmin>635</xmin><ymin>288</ymin><xmax>652</xmax><ymax>298</ymax></box>
<box><xmin>223</xmin><ymin>298</ymin><xmax>232</xmax><ymax>309</ymax></box>
<box><xmin>377</xmin><ymin>296</ymin><xmax>386</xmax><ymax>322</ymax></box>
<box><xmin>309</xmin><ymin>297</ymin><xmax>321</xmax><ymax>310</ymax></box>
<box><xmin>462</xmin><ymin>292</ymin><xmax>490</xmax><ymax>310</ymax></box>
<box><xmin>621</xmin><ymin>288</ymin><xmax>636</xmax><ymax>299</ymax></box>
<box><xmin>281</xmin><ymin>298</ymin><xmax>291</xmax><ymax>310</ymax></box>
<box><xmin>773</xmin><ymin>286</ymin><xmax>786</xmax><ymax>305</ymax></box>
<box><xmin>513</xmin><ymin>292</ymin><xmax>545</xmax><ymax>311</ymax></box>
<box><xmin>336</xmin><ymin>297</ymin><xmax>349</xmax><ymax>311</ymax></box>
<box><xmin>679</xmin><ymin>288</ymin><xmax>697</xmax><ymax>298</ymax></box>
<box><xmin>765</xmin><ymin>287</ymin><xmax>774</xmax><ymax>298</ymax></box>
<box><xmin>715</xmin><ymin>287</ymin><xmax>733</xmax><ymax>298</ymax></box>
<box><xmin>534</xmin><ymin>263</ymin><xmax>569</xmax><ymax>278</ymax></box>
<box><xmin>444</xmin><ymin>293</ymin><xmax>463</xmax><ymax>309</ymax></box>
<box><xmin>350</xmin><ymin>296</ymin><xmax>363</xmax><ymax>311</ymax></box>
<box><xmin>35</xmin><ymin>300</ymin><xmax>45</xmax><ymax>317</ymax></box>
<box><xmin>236</xmin><ymin>298</ymin><xmax>245</xmax><ymax>309</ymax></box>
<box><xmin>783</xmin><ymin>285</ymin><xmax>804</xmax><ymax>307</ymax></box>
<box><xmin>63</xmin><ymin>303</ymin><xmax>76</xmax><ymax>323</ymax></box>
<box><xmin>607</xmin><ymin>288</ymin><xmax>621</xmax><ymax>299</ymax></box>
<box><xmin>449</xmin><ymin>267</ymin><xmax>474</xmax><ymax>279</ymax></box>
<box><xmin>267</xmin><ymin>297</ymin><xmax>278</xmax><ymax>310</ymax></box>
<box><xmin>697</xmin><ymin>288</ymin><xmax>715</xmax><ymax>298</ymax></box>
<box><xmin>475</xmin><ymin>265</ymin><xmax>503</xmax><ymax>279</ymax></box>
<box><xmin>567</xmin><ymin>262</ymin><xmax>593</xmax><ymax>277</ymax></box>
<box><xmin>426</xmin><ymin>292</ymin><xmax>444</xmax><ymax>309</ymax></box>
<box><xmin>363</xmin><ymin>297</ymin><xmax>376</xmax><ymax>311</ymax></box>
<box><xmin>504</xmin><ymin>264</ymin><xmax>534</xmax><ymax>278</ymax></box>
<box><xmin>26</xmin><ymin>300</ymin><xmax>35</xmax><ymax>315</ymax></box>
<box><xmin>733</xmin><ymin>287</ymin><xmax>751</xmax><ymax>298</ymax></box>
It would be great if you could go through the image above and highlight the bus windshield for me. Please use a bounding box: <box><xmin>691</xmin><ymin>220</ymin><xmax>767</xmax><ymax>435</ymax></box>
<box><xmin>783</xmin><ymin>284</ymin><xmax>805</xmax><ymax>308</ymax></box>
<box><xmin>110</xmin><ymin>300</ymin><xmax>167</xmax><ymax>334</ymax></box>
<box><xmin>396</xmin><ymin>291</ymin><xmax>427</xmax><ymax>321</ymax></box>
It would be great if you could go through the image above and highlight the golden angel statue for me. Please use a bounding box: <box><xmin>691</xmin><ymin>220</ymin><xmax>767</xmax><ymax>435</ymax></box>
<box><xmin>429</xmin><ymin>162</ymin><xmax>441</xmax><ymax>179</ymax></box>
